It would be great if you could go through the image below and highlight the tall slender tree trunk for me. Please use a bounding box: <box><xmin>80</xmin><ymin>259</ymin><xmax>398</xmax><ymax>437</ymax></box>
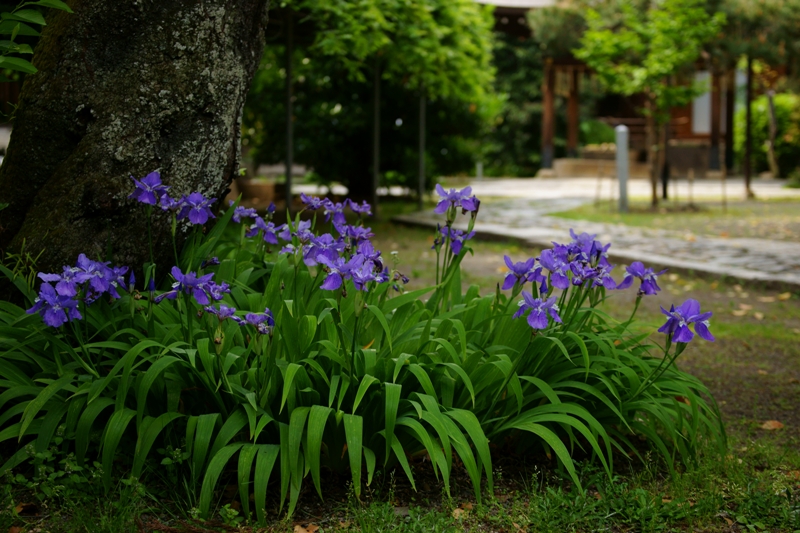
<box><xmin>744</xmin><ymin>55</ymin><xmax>754</xmax><ymax>199</ymax></box>
<box><xmin>0</xmin><ymin>0</ymin><xmax>270</xmax><ymax>275</ymax></box>
<box><xmin>766</xmin><ymin>89</ymin><xmax>779</xmax><ymax>179</ymax></box>
<box><xmin>645</xmin><ymin>98</ymin><xmax>658</xmax><ymax>207</ymax></box>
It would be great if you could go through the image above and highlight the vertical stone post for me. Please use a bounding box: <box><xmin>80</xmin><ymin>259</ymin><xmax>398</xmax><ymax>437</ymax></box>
<box><xmin>615</xmin><ymin>125</ymin><xmax>629</xmax><ymax>213</ymax></box>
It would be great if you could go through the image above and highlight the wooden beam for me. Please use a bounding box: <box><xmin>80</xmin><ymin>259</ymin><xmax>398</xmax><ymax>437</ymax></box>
<box><xmin>567</xmin><ymin>68</ymin><xmax>579</xmax><ymax>158</ymax></box>
<box><xmin>542</xmin><ymin>59</ymin><xmax>555</xmax><ymax>169</ymax></box>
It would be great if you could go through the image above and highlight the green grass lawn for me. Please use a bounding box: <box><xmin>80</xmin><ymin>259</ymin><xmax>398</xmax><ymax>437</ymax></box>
<box><xmin>550</xmin><ymin>198</ymin><xmax>800</xmax><ymax>242</ymax></box>
<box><xmin>3</xmin><ymin>201</ymin><xmax>800</xmax><ymax>533</ymax></box>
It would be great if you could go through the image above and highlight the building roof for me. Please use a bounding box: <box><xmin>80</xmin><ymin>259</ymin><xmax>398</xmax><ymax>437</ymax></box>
<box><xmin>475</xmin><ymin>0</ymin><xmax>556</xmax><ymax>7</ymax></box>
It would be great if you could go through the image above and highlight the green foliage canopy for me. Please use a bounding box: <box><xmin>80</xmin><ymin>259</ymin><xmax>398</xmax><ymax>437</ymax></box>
<box><xmin>574</xmin><ymin>0</ymin><xmax>726</xmax><ymax>121</ymax></box>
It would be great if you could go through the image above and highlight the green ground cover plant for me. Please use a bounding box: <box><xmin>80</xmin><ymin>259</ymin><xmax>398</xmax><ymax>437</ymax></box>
<box><xmin>0</xmin><ymin>176</ymin><xmax>725</xmax><ymax>528</ymax></box>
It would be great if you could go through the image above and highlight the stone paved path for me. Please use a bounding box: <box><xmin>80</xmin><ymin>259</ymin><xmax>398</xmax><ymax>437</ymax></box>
<box><xmin>393</xmin><ymin>178</ymin><xmax>800</xmax><ymax>288</ymax></box>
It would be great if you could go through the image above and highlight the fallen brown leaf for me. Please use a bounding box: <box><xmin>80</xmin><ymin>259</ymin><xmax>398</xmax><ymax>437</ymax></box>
<box><xmin>14</xmin><ymin>503</ymin><xmax>37</xmax><ymax>516</ymax></box>
<box><xmin>452</xmin><ymin>508</ymin><xmax>466</xmax><ymax>519</ymax></box>
<box><xmin>8</xmin><ymin>527</ymin><xmax>23</xmax><ymax>533</ymax></box>
<box><xmin>339</xmin><ymin>521</ymin><xmax>351</xmax><ymax>528</ymax></box>
<box><xmin>778</xmin><ymin>292</ymin><xmax>792</xmax><ymax>301</ymax></box>
<box><xmin>710</xmin><ymin>281</ymin><xmax>719</xmax><ymax>289</ymax></box>
<box><xmin>757</xmin><ymin>296</ymin><xmax>776</xmax><ymax>303</ymax></box>
<box><xmin>757</xmin><ymin>369</ymin><xmax>768</xmax><ymax>375</ymax></box>
<box><xmin>293</xmin><ymin>523</ymin><xmax>319</xmax><ymax>533</ymax></box>
<box><xmin>731</xmin><ymin>309</ymin><xmax>748</xmax><ymax>317</ymax></box>
<box><xmin>738</xmin><ymin>303</ymin><xmax>753</xmax><ymax>310</ymax></box>
<box><xmin>719</xmin><ymin>231</ymin><xmax>729</xmax><ymax>238</ymax></box>
<box><xmin>789</xmin><ymin>377</ymin><xmax>799</xmax><ymax>384</ymax></box>
<box><xmin>512</xmin><ymin>522</ymin><xmax>527</xmax><ymax>533</ymax></box>
<box><xmin>754</xmin><ymin>312</ymin><xmax>764</xmax><ymax>320</ymax></box>
<box><xmin>760</xmin><ymin>420</ymin><xmax>784</xmax><ymax>430</ymax></box>
<box><xmin>662</xmin><ymin>497</ymin><xmax>673</xmax><ymax>503</ymax></box>
<box><xmin>723</xmin><ymin>516</ymin><xmax>734</xmax><ymax>526</ymax></box>
<box><xmin>461</xmin><ymin>502</ymin><xmax>474</xmax><ymax>511</ymax></box>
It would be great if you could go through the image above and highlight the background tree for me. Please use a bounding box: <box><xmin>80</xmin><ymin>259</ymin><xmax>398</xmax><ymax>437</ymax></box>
<box><xmin>243</xmin><ymin>0</ymin><xmax>497</xmax><ymax>198</ymax></box>
<box><xmin>575</xmin><ymin>0</ymin><xmax>725</xmax><ymax>206</ymax></box>
<box><xmin>0</xmin><ymin>0</ymin><xmax>269</xmax><ymax>275</ymax></box>
<box><xmin>712</xmin><ymin>0</ymin><xmax>800</xmax><ymax>193</ymax></box>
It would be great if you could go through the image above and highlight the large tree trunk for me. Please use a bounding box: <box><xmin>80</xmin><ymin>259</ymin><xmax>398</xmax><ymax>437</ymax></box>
<box><xmin>0</xmin><ymin>0</ymin><xmax>270</xmax><ymax>275</ymax></box>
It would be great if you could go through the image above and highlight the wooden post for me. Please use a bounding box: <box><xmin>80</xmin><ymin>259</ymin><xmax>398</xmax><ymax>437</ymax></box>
<box><xmin>744</xmin><ymin>55</ymin><xmax>754</xmax><ymax>198</ymax></box>
<box><xmin>709</xmin><ymin>71</ymin><xmax>721</xmax><ymax>171</ymax></box>
<box><xmin>724</xmin><ymin>70</ymin><xmax>735</xmax><ymax>172</ymax></box>
<box><xmin>567</xmin><ymin>68</ymin><xmax>579</xmax><ymax>158</ymax></box>
<box><xmin>284</xmin><ymin>10</ymin><xmax>294</xmax><ymax>214</ymax></box>
<box><xmin>542</xmin><ymin>59</ymin><xmax>555</xmax><ymax>169</ymax></box>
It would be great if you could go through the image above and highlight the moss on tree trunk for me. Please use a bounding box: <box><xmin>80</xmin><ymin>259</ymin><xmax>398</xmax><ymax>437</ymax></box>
<box><xmin>0</xmin><ymin>0</ymin><xmax>269</xmax><ymax>275</ymax></box>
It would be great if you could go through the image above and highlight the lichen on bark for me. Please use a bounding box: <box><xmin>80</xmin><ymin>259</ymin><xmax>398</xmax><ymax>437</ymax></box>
<box><xmin>0</xmin><ymin>0</ymin><xmax>269</xmax><ymax>276</ymax></box>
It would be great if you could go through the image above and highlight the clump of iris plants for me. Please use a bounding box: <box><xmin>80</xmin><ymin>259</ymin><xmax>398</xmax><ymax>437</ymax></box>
<box><xmin>2</xmin><ymin>173</ymin><xmax>723</xmax><ymax>525</ymax></box>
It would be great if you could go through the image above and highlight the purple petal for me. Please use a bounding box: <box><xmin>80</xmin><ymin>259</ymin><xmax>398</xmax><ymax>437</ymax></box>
<box><xmin>320</xmin><ymin>273</ymin><xmax>343</xmax><ymax>291</ymax></box>
<box><xmin>527</xmin><ymin>310</ymin><xmax>549</xmax><ymax>330</ymax></box>
<box><xmin>694</xmin><ymin>321</ymin><xmax>715</xmax><ymax>342</ymax></box>
<box><xmin>673</xmin><ymin>325</ymin><xmax>695</xmax><ymax>343</ymax></box>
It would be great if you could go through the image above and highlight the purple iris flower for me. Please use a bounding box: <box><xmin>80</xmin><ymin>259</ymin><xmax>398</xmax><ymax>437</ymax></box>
<box><xmin>351</xmin><ymin>258</ymin><xmax>380</xmax><ymax>291</ymax></box>
<box><xmin>461</xmin><ymin>195</ymin><xmax>480</xmax><ymax>214</ymax></box>
<box><xmin>205</xmin><ymin>304</ymin><xmax>244</xmax><ymax>325</ymax></box>
<box><xmin>177</xmin><ymin>192</ymin><xmax>216</xmax><ymax>225</ymax></box>
<box><xmin>159</xmin><ymin>193</ymin><xmax>180</xmax><ymax>211</ymax></box>
<box><xmin>155</xmin><ymin>266</ymin><xmax>215</xmax><ymax>305</ymax></box>
<box><xmin>440</xmin><ymin>227</ymin><xmax>475</xmax><ymax>255</ymax></box>
<box><xmin>301</xmin><ymin>193</ymin><xmax>326</xmax><ymax>211</ymax></box>
<box><xmin>304</xmin><ymin>233</ymin><xmax>345</xmax><ymax>267</ymax></box>
<box><xmin>232</xmin><ymin>205</ymin><xmax>258</xmax><ymax>223</ymax></box>
<box><xmin>570</xmin><ymin>261</ymin><xmax>598</xmax><ymax>286</ymax></box>
<box><xmin>318</xmin><ymin>255</ymin><xmax>363</xmax><ymax>291</ymax></box>
<box><xmin>513</xmin><ymin>294</ymin><xmax>562</xmax><ymax>330</ymax></box>
<box><xmin>254</xmin><ymin>217</ymin><xmax>280</xmax><ymax>244</ymax></box>
<box><xmin>245</xmin><ymin>308</ymin><xmax>275</xmax><ymax>335</ymax></box>
<box><xmin>278</xmin><ymin>220</ymin><xmax>311</xmax><ymax>242</ymax></box>
<box><xmin>501</xmin><ymin>256</ymin><xmax>544</xmax><ymax>290</ymax></box>
<box><xmin>335</xmin><ymin>224</ymin><xmax>374</xmax><ymax>243</ymax></box>
<box><xmin>539</xmin><ymin>249</ymin><xmax>571</xmax><ymax>290</ymax></box>
<box><xmin>129</xmin><ymin>171</ymin><xmax>170</xmax><ymax>205</ymax></box>
<box><xmin>591</xmin><ymin>263</ymin><xmax>617</xmax><ymax>289</ymax></box>
<box><xmin>201</xmin><ymin>257</ymin><xmax>220</xmax><ymax>268</ymax></box>
<box><xmin>27</xmin><ymin>283</ymin><xmax>82</xmax><ymax>328</ymax></box>
<box><xmin>564</xmin><ymin>229</ymin><xmax>611</xmax><ymax>267</ymax></box>
<box><xmin>434</xmin><ymin>184</ymin><xmax>473</xmax><ymax>214</ymax></box>
<box><xmin>658</xmin><ymin>299</ymin><xmax>714</xmax><ymax>343</ymax></box>
<box><xmin>357</xmin><ymin>241</ymin><xmax>382</xmax><ymax>265</ymax></box>
<box><xmin>616</xmin><ymin>261</ymin><xmax>667</xmax><ymax>296</ymax></box>
<box><xmin>206</xmin><ymin>281</ymin><xmax>230</xmax><ymax>301</ymax></box>
<box><xmin>323</xmin><ymin>199</ymin><xmax>347</xmax><ymax>225</ymax></box>
<box><xmin>347</xmin><ymin>199</ymin><xmax>373</xmax><ymax>216</ymax></box>
<box><xmin>74</xmin><ymin>254</ymin><xmax>114</xmax><ymax>295</ymax></box>
<box><xmin>38</xmin><ymin>266</ymin><xmax>82</xmax><ymax>297</ymax></box>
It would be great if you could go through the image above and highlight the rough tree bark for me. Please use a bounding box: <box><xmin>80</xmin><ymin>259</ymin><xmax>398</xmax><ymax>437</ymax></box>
<box><xmin>0</xmin><ymin>0</ymin><xmax>270</xmax><ymax>275</ymax></box>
